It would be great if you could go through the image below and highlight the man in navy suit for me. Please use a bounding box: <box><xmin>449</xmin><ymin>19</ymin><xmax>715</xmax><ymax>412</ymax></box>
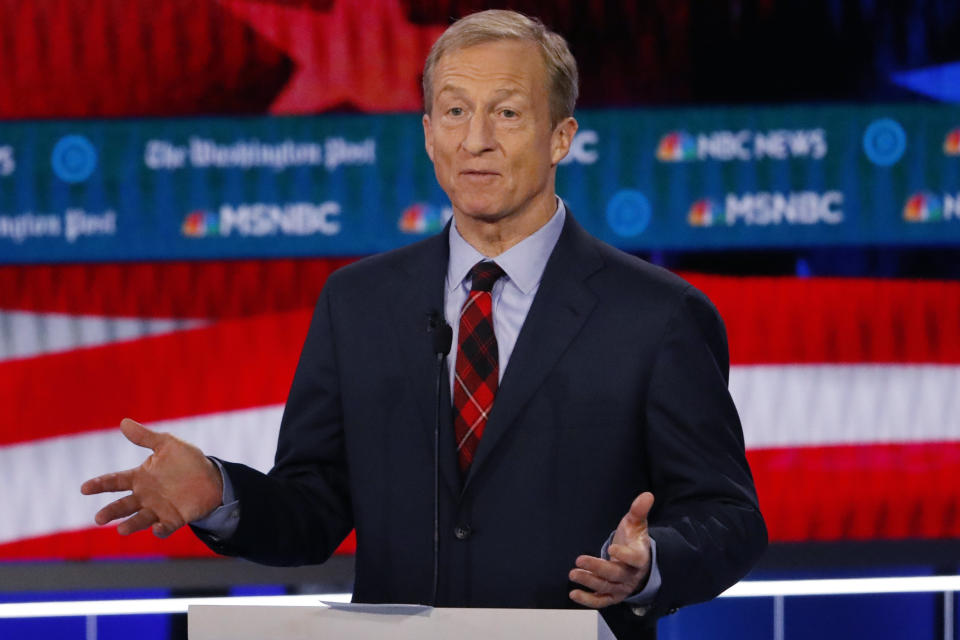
<box><xmin>83</xmin><ymin>10</ymin><xmax>765</xmax><ymax>638</ymax></box>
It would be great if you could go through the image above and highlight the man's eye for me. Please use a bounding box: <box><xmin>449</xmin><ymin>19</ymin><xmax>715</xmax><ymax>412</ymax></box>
<box><xmin>501</xmin><ymin>109</ymin><xmax>518</xmax><ymax>118</ymax></box>
<box><xmin>448</xmin><ymin>107</ymin><xmax>464</xmax><ymax>116</ymax></box>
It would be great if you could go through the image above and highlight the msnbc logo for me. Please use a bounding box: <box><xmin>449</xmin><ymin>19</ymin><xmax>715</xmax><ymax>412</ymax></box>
<box><xmin>182</xmin><ymin>202</ymin><xmax>341</xmax><ymax>237</ymax></box>
<box><xmin>656</xmin><ymin>131</ymin><xmax>697</xmax><ymax>162</ymax></box>
<box><xmin>944</xmin><ymin>128</ymin><xmax>960</xmax><ymax>156</ymax></box>
<box><xmin>687</xmin><ymin>199</ymin><xmax>721</xmax><ymax>227</ymax></box>
<box><xmin>398</xmin><ymin>203</ymin><xmax>450</xmax><ymax>234</ymax></box>
<box><xmin>182</xmin><ymin>210</ymin><xmax>218</xmax><ymax>237</ymax></box>
<box><xmin>903</xmin><ymin>192</ymin><xmax>944</xmax><ymax>222</ymax></box>
<box><xmin>686</xmin><ymin>191</ymin><xmax>843</xmax><ymax>227</ymax></box>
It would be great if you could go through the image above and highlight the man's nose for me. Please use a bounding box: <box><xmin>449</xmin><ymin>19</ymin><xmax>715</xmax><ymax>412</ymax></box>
<box><xmin>462</xmin><ymin>112</ymin><xmax>496</xmax><ymax>155</ymax></box>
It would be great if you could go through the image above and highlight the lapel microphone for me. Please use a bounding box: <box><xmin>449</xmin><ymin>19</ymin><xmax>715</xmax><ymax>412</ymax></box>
<box><xmin>428</xmin><ymin>310</ymin><xmax>453</xmax><ymax>357</ymax></box>
<box><xmin>427</xmin><ymin>310</ymin><xmax>451</xmax><ymax>606</ymax></box>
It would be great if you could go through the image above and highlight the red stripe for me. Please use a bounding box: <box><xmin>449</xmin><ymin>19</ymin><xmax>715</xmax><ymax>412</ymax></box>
<box><xmin>2</xmin><ymin>268</ymin><xmax>957</xmax><ymax>443</ymax></box>
<box><xmin>2</xmin><ymin>265</ymin><xmax>956</xmax><ymax>364</ymax></box>
<box><xmin>683</xmin><ymin>273</ymin><xmax>960</xmax><ymax>365</ymax></box>
<box><xmin>0</xmin><ymin>259</ymin><xmax>354</xmax><ymax>317</ymax></box>
<box><xmin>0</xmin><ymin>310</ymin><xmax>312</xmax><ymax>446</ymax></box>
<box><xmin>0</xmin><ymin>526</ymin><xmax>356</xmax><ymax>562</ymax></box>
<box><xmin>748</xmin><ymin>441</ymin><xmax>960</xmax><ymax>542</ymax></box>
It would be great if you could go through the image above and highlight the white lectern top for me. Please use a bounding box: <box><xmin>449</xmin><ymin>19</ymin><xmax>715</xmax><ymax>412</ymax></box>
<box><xmin>189</xmin><ymin>601</ymin><xmax>615</xmax><ymax>640</ymax></box>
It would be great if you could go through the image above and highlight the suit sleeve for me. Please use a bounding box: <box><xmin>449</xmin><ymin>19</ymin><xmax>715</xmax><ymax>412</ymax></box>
<box><xmin>638</xmin><ymin>285</ymin><xmax>766</xmax><ymax>618</ymax></box>
<box><xmin>192</xmin><ymin>283</ymin><xmax>354</xmax><ymax>565</ymax></box>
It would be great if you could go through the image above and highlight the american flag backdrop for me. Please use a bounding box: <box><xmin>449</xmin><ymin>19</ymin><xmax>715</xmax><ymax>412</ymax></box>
<box><xmin>1</xmin><ymin>262</ymin><xmax>958</xmax><ymax>561</ymax></box>
<box><xmin>1</xmin><ymin>0</ymin><xmax>959</xmax><ymax>567</ymax></box>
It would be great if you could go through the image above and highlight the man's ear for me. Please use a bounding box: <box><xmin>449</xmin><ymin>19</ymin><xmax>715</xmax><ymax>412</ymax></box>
<box><xmin>550</xmin><ymin>116</ymin><xmax>579</xmax><ymax>166</ymax></box>
<box><xmin>423</xmin><ymin>113</ymin><xmax>435</xmax><ymax>163</ymax></box>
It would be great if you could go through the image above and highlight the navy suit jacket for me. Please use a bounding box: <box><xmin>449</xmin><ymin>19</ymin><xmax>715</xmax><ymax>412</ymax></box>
<box><xmin>198</xmin><ymin>213</ymin><xmax>766</xmax><ymax>639</ymax></box>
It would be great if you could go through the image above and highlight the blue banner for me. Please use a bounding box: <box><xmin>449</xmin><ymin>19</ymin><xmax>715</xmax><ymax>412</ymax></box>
<box><xmin>1</xmin><ymin>105</ymin><xmax>959</xmax><ymax>263</ymax></box>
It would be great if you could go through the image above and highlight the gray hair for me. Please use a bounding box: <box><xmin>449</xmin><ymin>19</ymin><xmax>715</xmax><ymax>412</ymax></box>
<box><xmin>422</xmin><ymin>10</ymin><xmax>579</xmax><ymax>127</ymax></box>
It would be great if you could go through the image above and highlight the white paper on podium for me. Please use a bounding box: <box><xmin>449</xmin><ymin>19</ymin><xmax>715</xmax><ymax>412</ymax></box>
<box><xmin>189</xmin><ymin>602</ymin><xmax>615</xmax><ymax>640</ymax></box>
<box><xmin>320</xmin><ymin>601</ymin><xmax>431</xmax><ymax>615</ymax></box>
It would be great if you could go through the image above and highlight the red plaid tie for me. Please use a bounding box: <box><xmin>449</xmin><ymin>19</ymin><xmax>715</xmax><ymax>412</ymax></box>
<box><xmin>453</xmin><ymin>261</ymin><xmax>506</xmax><ymax>473</ymax></box>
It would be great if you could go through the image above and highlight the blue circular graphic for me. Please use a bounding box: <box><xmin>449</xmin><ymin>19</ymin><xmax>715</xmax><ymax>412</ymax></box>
<box><xmin>51</xmin><ymin>134</ymin><xmax>98</xmax><ymax>183</ymax></box>
<box><xmin>606</xmin><ymin>190</ymin><xmax>651</xmax><ymax>237</ymax></box>
<box><xmin>862</xmin><ymin>118</ymin><xmax>906</xmax><ymax>167</ymax></box>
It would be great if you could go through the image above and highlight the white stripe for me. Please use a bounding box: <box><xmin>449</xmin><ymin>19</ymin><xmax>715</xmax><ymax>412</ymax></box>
<box><xmin>3</xmin><ymin>364</ymin><xmax>958</xmax><ymax>545</ymax></box>
<box><xmin>454</xmin><ymin>372</ymin><xmax>491</xmax><ymax>418</ymax></box>
<box><xmin>945</xmin><ymin>591</ymin><xmax>954</xmax><ymax>640</ymax></box>
<box><xmin>0</xmin><ymin>311</ymin><xmax>207</xmax><ymax>362</ymax></box>
<box><xmin>0</xmin><ymin>593</ymin><xmax>351</xmax><ymax>618</ymax></box>
<box><xmin>458</xmin><ymin>294</ymin><xmax>478</xmax><ymax>319</ymax></box>
<box><xmin>0</xmin><ymin>406</ymin><xmax>283</xmax><ymax>544</ymax></box>
<box><xmin>456</xmin><ymin>413</ymin><xmax>488</xmax><ymax>452</ymax></box>
<box><xmin>721</xmin><ymin>575</ymin><xmax>960</xmax><ymax>597</ymax></box>
<box><xmin>773</xmin><ymin>595</ymin><xmax>784</xmax><ymax>640</ymax></box>
<box><xmin>453</xmin><ymin>373</ymin><xmax>491</xmax><ymax>451</ymax></box>
<box><xmin>731</xmin><ymin>364</ymin><xmax>960</xmax><ymax>449</ymax></box>
<box><xmin>4</xmin><ymin>576</ymin><xmax>960</xmax><ymax>618</ymax></box>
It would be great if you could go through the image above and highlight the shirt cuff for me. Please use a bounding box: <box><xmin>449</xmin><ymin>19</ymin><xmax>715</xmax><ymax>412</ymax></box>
<box><xmin>189</xmin><ymin>458</ymin><xmax>240</xmax><ymax>539</ymax></box>
<box><xmin>600</xmin><ymin>533</ymin><xmax>661</xmax><ymax>606</ymax></box>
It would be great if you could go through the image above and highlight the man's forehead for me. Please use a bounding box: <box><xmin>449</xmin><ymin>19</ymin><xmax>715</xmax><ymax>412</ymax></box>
<box><xmin>436</xmin><ymin>84</ymin><xmax>526</xmax><ymax>99</ymax></box>
<box><xmin>431</xmin><ymin>41</ymin><xmax>547</xmax><ymax>95</ymax></box>
<box><xmin>436</xmin><ymin>40</ymin><xmax>543</xmax><ymax>74</ymax></box>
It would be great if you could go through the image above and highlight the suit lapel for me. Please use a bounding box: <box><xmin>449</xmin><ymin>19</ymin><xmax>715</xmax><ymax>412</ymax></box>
<box><xmin>463</xmin><ymin>214</ymin><xmax>603</xmax><ymax>491</ymax></box>
<box><xmin>390</xmin><ymin>228</ymin><xmax>461</xmax><ymax>496</ymax></box>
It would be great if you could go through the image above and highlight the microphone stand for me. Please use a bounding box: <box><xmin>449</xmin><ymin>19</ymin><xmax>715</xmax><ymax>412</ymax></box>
<box><xmin>428</xmin><ymin>311</ymin><xmax>452</xmax><ymax>607</ymax></box>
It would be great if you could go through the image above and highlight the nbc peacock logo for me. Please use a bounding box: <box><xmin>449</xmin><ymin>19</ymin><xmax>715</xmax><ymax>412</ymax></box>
<box><xmin>687</xmin><ymin>198</ymin><xmax>721</xmax><ymax>227</ymax></box>
<box><xmin>944</xmin><ymin>128</ymin><xmax>960</xmax><ymax>156</ymax></box>
<box><xmin>656</xmin><ymin>131</ymin><xmax>697</xmax><ymax>162</ymax></box>
<box><xmin>181</xmin><ymin>210</ymin><xmax>219</xmax><ymax>237</ymax></box>
<box><xmin>398</xmin><ymin>203</ymin><xmax>449</xmax><ymax>234</ymax></box>
<box><xmin>903</xmin><ymin>192</ymin><xmax>943</xmax><ymax>223</ymax></box>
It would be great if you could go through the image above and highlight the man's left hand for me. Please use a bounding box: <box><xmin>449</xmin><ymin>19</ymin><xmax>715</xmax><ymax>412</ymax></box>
<box><xmin>568</xmin><ymin>492</ymin><xmax>654</xmax><ymax>608</ymax></box>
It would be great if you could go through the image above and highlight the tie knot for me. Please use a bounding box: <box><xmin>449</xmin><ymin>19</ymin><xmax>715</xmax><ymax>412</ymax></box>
<box><xmin>469</xmin><ymin>261</ymin><xmax>505</xmax><ymax>292</ymax></box>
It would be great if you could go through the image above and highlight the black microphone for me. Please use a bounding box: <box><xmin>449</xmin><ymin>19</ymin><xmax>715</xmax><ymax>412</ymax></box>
<box><xmin>430</xmin><ymin>324</ymin><xmax>452</xmax><ymax>361</ymax></box>
<box><xmin>426</xmin><ymin>310</ymin><xmax>451</xmax><ymax>606</ymax></box>
<box><xmin>427</xmin><ymin>310</ymin><xmax>452</xmax><ymax>357</ymax></box>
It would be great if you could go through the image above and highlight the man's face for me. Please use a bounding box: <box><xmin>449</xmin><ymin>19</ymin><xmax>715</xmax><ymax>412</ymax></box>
<box><xmin>423</xmin><ymin>39</ymin><xmax>576</xmax><ymax>227</ymax></box>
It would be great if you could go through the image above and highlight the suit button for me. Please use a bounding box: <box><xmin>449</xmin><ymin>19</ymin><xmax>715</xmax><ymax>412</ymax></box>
<box><xmin>454</xmin><ymin>525</ymin><xmax>471</xmax><ymax>540</ymax></box>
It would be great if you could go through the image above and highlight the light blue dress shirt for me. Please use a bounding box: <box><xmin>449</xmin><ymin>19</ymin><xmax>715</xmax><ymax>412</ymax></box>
<box><xmin>194</xmin><ymin>197</ymin><xmax>660</xmax><ymax>608</ymax></box>
<box><xmin>444</xmin><ymin>199</ymin><xmax>566</xmax><ymax>395</ymax></box>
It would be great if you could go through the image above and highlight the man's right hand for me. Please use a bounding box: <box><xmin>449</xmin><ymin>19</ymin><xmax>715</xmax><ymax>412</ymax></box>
<box><xmin>80</xmin><ymin>418</ymin><xmax>224</xmax><ymax>538</ymax></box>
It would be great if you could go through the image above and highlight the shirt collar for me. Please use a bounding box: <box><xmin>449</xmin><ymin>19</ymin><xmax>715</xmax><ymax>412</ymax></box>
<box><xmin>447</xmin><ymin>198</ymin><xmax>566</xmax><ymax>295</ymax></box>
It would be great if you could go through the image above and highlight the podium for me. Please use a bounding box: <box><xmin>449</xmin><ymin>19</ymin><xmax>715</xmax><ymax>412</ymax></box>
<box><xmin>189</xmin><ymin>602</ymin><xmax>616</xmax><ymax>639</ymax></box>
